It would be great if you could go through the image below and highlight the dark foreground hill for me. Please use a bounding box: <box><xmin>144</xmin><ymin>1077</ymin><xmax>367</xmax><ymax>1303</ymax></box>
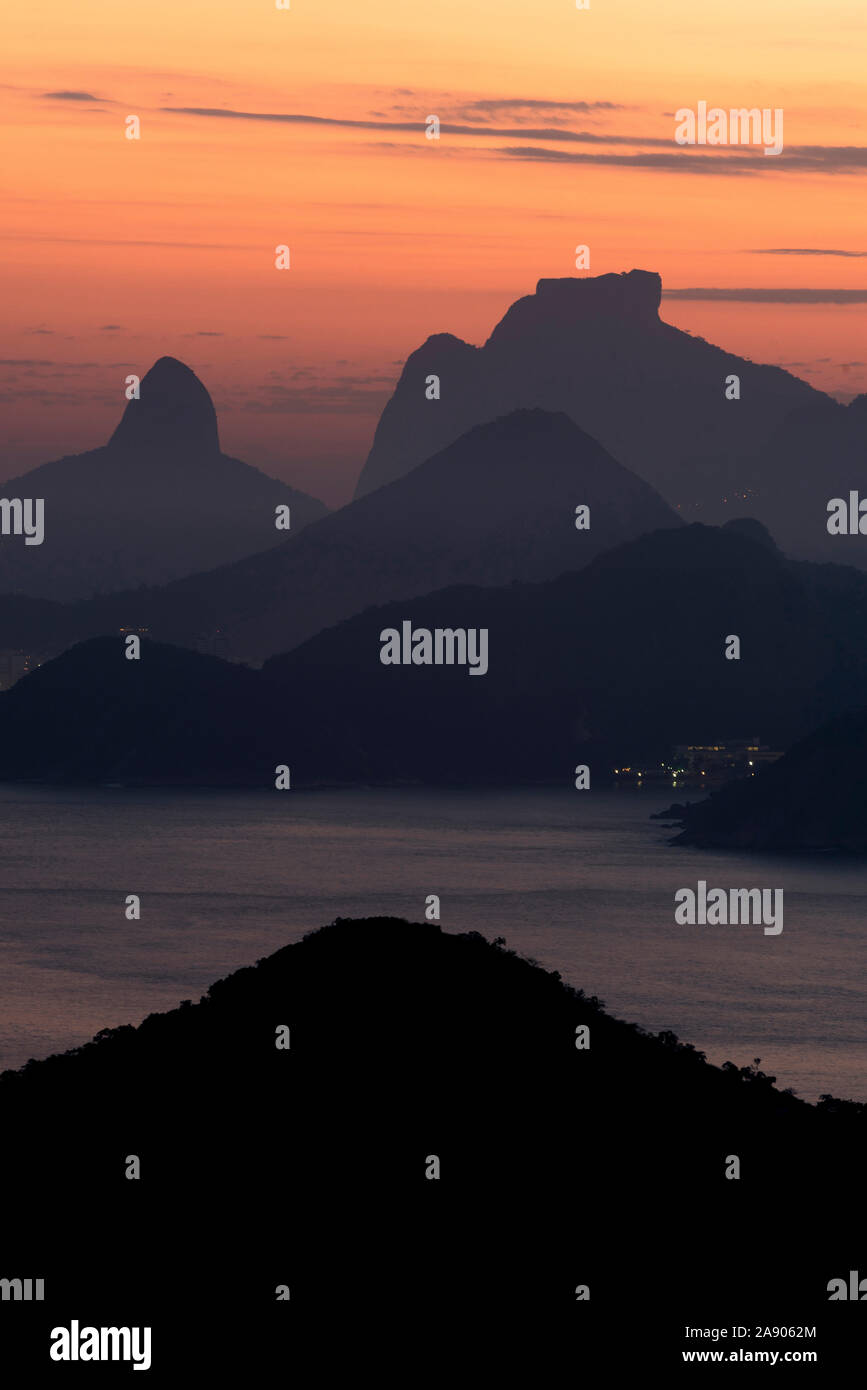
<box><xmin>0</xmin><ymin>917</ymin><xmax>864</xmax><ymax>1371</ymax></box>
<box><xmin>662</xmin><ymin>705</ymin><xmax>867</xmax><ymax>851</ymax></box>
<box><xmin>0</xmin><ymin>357</ymin><xmax>327</xmax><ymax>600</ymax></box>
<box><xmin>4</xmin><ymin>522</ymin><xmax>867</xmax><ymax>785</ymax></box>
<box><xmin>0</xmin><ymin>408</ymin><xmax>679</xmax><ymax>666</ymax></box>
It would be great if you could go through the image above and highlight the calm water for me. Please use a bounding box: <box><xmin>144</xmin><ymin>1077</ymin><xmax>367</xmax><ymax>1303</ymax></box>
<box><xmin>0</xmin><ymin>785</ymin><xmax>864</xmax><ymax>1100</ymax></box>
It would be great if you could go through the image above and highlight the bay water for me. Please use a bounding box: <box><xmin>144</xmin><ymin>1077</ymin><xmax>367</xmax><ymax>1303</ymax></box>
<box><xmin>0</xmin><ymin>784</ymin><xmax>864</xmax><ymax>1100</ymax></box>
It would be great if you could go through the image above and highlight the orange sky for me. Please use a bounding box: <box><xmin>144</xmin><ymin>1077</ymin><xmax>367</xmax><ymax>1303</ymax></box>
<box><xmin>2</xmin><ymin>0</ymin><xmax>866</xmax><ymax>503</ymax></box>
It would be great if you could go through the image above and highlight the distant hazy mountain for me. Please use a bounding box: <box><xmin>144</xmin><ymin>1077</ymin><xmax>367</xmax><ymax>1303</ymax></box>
<box><xmin>0</xmin><ymin>357</ymin><xmax>328</xmax><ymax>600</ymax></box>
<box><xmin>6</xmin><ymin>521</ymin><xmax>867</xmax><ymax>785</ymax></box>
<box><xmin>755</xmin><ymin>391</ymin><xmax>867</xmax><ymax>562</ymax></box>
<box><xmin>0</xmin><ymin>408</ymin><xmax>679</xmax><ymax>665</ymax></box>
<box><xmin>663</xmin><ymin>705</ymin><xmax>867</xmax><ymax>852</ymax></box>
<box><xmin>355</xmin><ymin>270</ymin><xmax>862</xmax><ymax>560</ymax></box>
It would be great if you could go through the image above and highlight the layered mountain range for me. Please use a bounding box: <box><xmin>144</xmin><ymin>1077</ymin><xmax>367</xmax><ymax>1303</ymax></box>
<box><xmin>3</xmin><ymin>272</ymin><xmax>867</xmax><ymax>801</ymax></box>
<box><xmin>5</xmin><ymin>521</ymin><xmax>867</xmax><ymax>785</ymax></box>
<box><xmin>4</xmin><ymin>269</ymin><xmax>864</xmax><ymax>626</ymax></box>
<box><xmin>0</xmin><ymin>408</ymin><xmax>679</xmax><ymax>665</ymax></box>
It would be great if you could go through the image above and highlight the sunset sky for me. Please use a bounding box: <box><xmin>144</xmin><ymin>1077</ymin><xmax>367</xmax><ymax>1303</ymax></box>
<box><xmin>2</xmin><ymin>0</ymin><xmax>866</xmax><ymax>503</ymax></box>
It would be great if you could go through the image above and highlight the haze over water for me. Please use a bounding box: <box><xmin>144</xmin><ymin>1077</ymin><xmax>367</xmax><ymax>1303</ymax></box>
<box><xmin>1</xmin><ymin>784</ymin><xmax>864</xmax><ymax>1100</ymax></box>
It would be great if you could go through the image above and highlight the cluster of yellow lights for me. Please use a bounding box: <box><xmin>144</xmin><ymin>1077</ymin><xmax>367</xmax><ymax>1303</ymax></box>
<box><xmin>686</xmin><ymin>744</ymin><xmax>759</xmax><ymax>752</ymax></box>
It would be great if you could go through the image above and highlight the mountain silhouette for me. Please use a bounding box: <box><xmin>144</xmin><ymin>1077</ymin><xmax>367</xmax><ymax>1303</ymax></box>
<box><xmin>0</xmin><ymin>917</ymin><xmax>863</xmax><ymax>1363</ymax></box>
<box><xmin>0</xmin><ymin>408</ymin><xmax>679</xmax><ymax>666</ymax></box>
<box><xmin>0</xmin><ymin>634</ymin><xmax>266</xmax><ymax>783</ymax></box>
<box><xmin>663</xmin><ymin>704</ymin><xmax>867</xmax><ymax>851</ymax></box>
<box><xmin>354</xmin><ymin>270</ymin><xmax>862</xmax><ymax>561</ymax></box>
<box><xmin>755</xmin><ymin>390</ymin><xmax>867</xmax><ymax>561</ymax></box>
<box><xmin>0</xmin><ymin>357</ymin><xmax>328</xmax><ymax>600</ymax></box>
<box><xmin>260</xmin><ymin>520</ymin><xmax>867</xmax><ymax>783</ymax></box>
<box><xmin>5</xmin><ymin>522</ymin><xmax>867</xmax><ymax>785</ymax></box>
<box><xmin>108</xmin><ymin>354</ymin><xmax>221</xmax><ymax>454</ymax></box>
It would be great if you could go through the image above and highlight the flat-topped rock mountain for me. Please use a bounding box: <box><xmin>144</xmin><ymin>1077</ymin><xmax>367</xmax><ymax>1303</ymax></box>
<box><xmin>355</xmin><ymin>269</ymin><xmax>861</xmax><ymax>563</ymax></box>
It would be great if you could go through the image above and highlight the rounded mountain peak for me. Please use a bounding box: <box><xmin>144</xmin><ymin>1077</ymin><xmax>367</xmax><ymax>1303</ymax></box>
<box><xmin>109</xmin><ymin>356</ymin><xmax>220</xmax><ymax>454</ymax></box>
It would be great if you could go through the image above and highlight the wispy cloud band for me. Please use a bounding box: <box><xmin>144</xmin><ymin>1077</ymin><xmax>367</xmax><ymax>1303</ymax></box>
<box><xmin>160</xmin><ymin>107</ymin><xmax>867</xmax><ymax>177</ymax></box>
<box><xmin>663</xmin><ymin>288</ymin><xmax>867</xmax><ymax>303</ymax></box>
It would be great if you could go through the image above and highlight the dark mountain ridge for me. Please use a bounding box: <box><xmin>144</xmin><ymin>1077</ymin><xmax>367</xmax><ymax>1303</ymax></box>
<box><xmin>0</xmin><ymin>916</ymin><xmax>863</xmax><ymax>1355</ymax></box>
<box><xmin>4</xmin><ymin>521</ymin><xmax>867</xmax><ymax>785</ymax></box>
<box><xmin>662</xmin><ymin>704</ymin><xmax>867</xmax><ymax>851</ymax></box>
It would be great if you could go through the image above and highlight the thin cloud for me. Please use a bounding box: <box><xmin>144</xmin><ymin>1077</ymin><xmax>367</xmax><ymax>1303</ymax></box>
<box><xmin>747</xmin><ymin>247</ymin><xmax>867</xmax><ymax>257</ymax></box>
<box><xmin>663</xmin><ymin>288</ymin><xmax>867</xmax><ymax>303</ymax></box>
<box><xmin>184</xmin><ymin>331</ymin><xmax>223</xmax><ymax>337</ymax></box>
<box><xmin>238</xmin><ymin>375</ymin><xmax>394</xmax><ymax>415</ymax></box>
<box><xmin>159</xmin><ymin>106</ymin><xmax>867</xmax><ymax>175</ymax></box>
<box><xmin>496</xmin><ymin>143</ymin><xmax>867</xmax><ymax>175</ymax></box>
<box><xmin>0</xmin><ymin>234</ymin><xmax>255</xmax><ymax>249</ymax></box>
<box><xmin>162</xmin><ymin>106</ymin><xmax>671</xmax><ymax>146</ymax></box>
<box><xmin>497</xmin><ymin>145</ymin><xmax>765</xmax><ymax>175</ymax></box>
<box><xmin>416</xmin><ymin>97</ymin><xmax>628</xmax><ymax>126</ymax></box>
<box><xmin>98</xmin><ymin>324</ymin><xmax>123</xmax><ymax>331</ymax></box>
<box><xmin>43</xmin><ymin>90</ymin><xmax>100</xmax><ymax>101</ymax></box>
<box><xmin>461</xmin><ymin>98</ymin><xmax>624</xmax><ymax>113</ymax></box>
